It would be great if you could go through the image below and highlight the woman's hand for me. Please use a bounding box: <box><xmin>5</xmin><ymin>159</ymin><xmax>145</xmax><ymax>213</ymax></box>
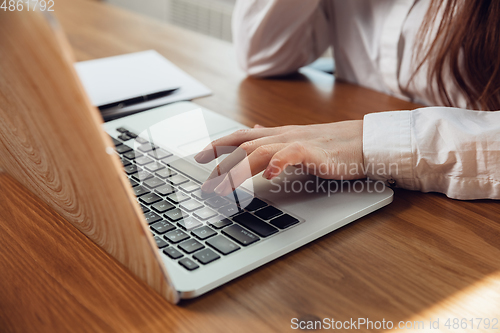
<box><xmin>194</xmin><ymin>120</ymin><xmax>365</xmax><ymax>196</ymax></box>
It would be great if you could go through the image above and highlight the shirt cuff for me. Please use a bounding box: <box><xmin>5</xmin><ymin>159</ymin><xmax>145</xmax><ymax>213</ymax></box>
<box><xmin>362</xmin><ymin>110</ymin><xmax>416</xmax><ymax>189</ymax></box>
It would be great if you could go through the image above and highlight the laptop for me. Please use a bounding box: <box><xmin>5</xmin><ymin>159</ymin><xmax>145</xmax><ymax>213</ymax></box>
<box><xmin>0</xmin><ymin>10</ymin><xmax>393</xmax><ymax>303</ymax></box>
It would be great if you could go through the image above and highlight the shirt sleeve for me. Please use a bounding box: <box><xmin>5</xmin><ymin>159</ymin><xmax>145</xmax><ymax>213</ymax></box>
<box><xmin>362</xmin><ymin>107</ymin><xmax>500</xmax><ymax>200</ymax></box>
<box><xmin>232</xmin><ymin>0</ymin><xmax>330</xmax><ymax>77</ymax></box>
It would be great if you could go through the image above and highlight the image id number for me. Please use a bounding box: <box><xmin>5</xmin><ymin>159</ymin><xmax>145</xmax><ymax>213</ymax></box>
<box><xmin>1</xmin><ymin>0</ymin><xmax>54</xmax><ymax>11</ymax></box>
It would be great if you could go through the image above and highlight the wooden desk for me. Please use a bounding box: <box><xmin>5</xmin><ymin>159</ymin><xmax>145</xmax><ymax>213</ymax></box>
<box><xmin>1</xmin><ymin>0</ymin><xmax>499</xmax><ymax>332</ymax></box>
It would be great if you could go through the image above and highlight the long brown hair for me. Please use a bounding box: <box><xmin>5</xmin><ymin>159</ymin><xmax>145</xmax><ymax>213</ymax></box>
<box><xmin>413</xmin><ymin>0</ymin><xmax>500</xmax><ymax>110</ymax></box>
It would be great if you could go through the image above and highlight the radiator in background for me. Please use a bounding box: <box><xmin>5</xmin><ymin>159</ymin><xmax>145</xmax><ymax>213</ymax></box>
<box><xmin>169</xmin><ymin>0</ymin><xmax>234</xmax><ymax>42</ymax></box>
<box><xmin>106</xmin><ymin>0</ymin><xmax>235</xmax><ymax>42</ymax></box>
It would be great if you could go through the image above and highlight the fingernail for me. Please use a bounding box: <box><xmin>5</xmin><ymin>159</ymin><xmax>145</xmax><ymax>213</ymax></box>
<box><xmin>214</xmin><ymin>181</ymin><xmax>228</xmax><ymax>195</ymax></box>
<box><xmin>194</xmin><ymin>151</ymin><xmax>205</xmax><ymax>162</ymax></box>
<box><xmin>262</xmin><ymin>168</ymin><xmax>272</xmax><ymax>180</ymax></box>
<box><xmin>201</xmin><ymin>182</ymin><xmax>210</xmax><ymax>192</ymax></box>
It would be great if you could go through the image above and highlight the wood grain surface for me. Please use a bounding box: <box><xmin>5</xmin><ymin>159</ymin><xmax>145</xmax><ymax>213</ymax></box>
<box><xmin>1</xmin><ymin>0</ymin><xmax>499</xmax><ymax>332</ymax></box>
<box><xmin>0</xmin><ymin>9</ymin><xmax>178</xmax><ymax>303</ymax></box>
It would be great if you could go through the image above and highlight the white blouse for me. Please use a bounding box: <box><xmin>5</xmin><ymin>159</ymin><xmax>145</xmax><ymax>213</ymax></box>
<box><xmin>232</xmin><ymin>0</ymin><xmax>500</xmax><ymax>200</ymax></box>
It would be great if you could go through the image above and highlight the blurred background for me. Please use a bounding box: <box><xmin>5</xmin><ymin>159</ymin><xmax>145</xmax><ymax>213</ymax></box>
<box><xmin>106</xmin><ymin>0</ymin><xmax>335</xmax><ymax>72</ymax></box>
<box><xmin>107</xmin><ymin>0</ymin><xmax>236</xmax><ymax>42</ymax></box>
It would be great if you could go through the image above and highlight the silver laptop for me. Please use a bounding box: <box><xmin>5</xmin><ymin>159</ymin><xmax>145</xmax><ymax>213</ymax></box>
<box><xmin>103</xmin><ymin>101</ymin><xmax>393</xmax><ymax>298</ymax></box>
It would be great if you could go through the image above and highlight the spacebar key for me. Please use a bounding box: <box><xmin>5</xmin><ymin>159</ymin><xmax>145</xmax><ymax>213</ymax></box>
<box><xmin>222</xmin><ymin>224</ymin><xmax>259</xmax><ymax>246</ymax></box>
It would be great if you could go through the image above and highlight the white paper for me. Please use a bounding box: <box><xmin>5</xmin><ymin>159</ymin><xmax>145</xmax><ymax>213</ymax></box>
<box><xmin>74</xmin><ymin>50</ymin><xmax>211</xmax><ymax>112</ymax></box>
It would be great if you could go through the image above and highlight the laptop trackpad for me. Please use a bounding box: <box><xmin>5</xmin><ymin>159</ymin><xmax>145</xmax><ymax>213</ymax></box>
<box><xmin>177</xmin><ymin>127</ymin><xmax>240</xmax><ymax>156</ymax></box>
<box><xmin>144</xmin><ymin>106</ymin><xmax>245</xmax><ymax>156</ymax></box>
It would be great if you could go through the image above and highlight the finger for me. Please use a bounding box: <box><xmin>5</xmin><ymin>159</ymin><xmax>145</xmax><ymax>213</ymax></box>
<box><xmin>201</xmin><ymin>147</ymin><xmax>247</xmax><ymax>193</ymax></box>
<box><xmin>194</xmin><ymin>145</ymin><xmax>237</xmax><ymax>164</ymax></box>
<box><xmin>201</xmin><ymin>134</ymin><xmax>287</xmax><ymax>192</ymax></box>
<box><xmin>214</xmin><ymin>143</ymin><xmax>288</xmax><ymax>196</ymax></box>
<box><xmin>262</xmin><ymin>142</ymin><xmax>308</xmax><ymax>180</ymax></box>
<box><xmin>239</xmin><ymin>134</ymin><xmax>288</xmax><ymax>155</ymax></box>
<box><xmin>194</xmin><ymin>127</ymin><xmax>284</xmax><ymax>163</ymax></box>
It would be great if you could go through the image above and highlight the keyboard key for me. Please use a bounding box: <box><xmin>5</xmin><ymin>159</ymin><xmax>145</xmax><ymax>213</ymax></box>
<box><xmin>191</xmin><ymin>189</ymin><xmax>217</xmax><ymax>201</ymax></box>
<box><xmin>138</xmin><ymin>143</ymin><xmax>157</xmax><ymax>153</ymax></box>
<box><xmin>139</xmin><ymin>192</ymin><xmax>162</xmax><ymax>205</ymax></box>
<box><xmin>144</xmin><ymin>211</ymin><xmax>162</xmax><ymax>225</ymax></box>
<box><xmin>179</xmin><ymin>182</ymin><xmax>200</xmax><ymax>193</ymax></box>
<box><xmin>121</xmin><ymin>158</ymin><xmax>132</xmax><ymax>167</ymax></box>
<box><xmin>178</xmin><ymin>258</ymin><xmax>199</xmax><ymax>271</ymax></box>
<box><xmin>179</xmin><ymin>199</ymin><xmax>204</xmax><ymax>212</ymax></box>
<box><xmin>207</xmin><ymin>217</ymin><xmax>232</xmax><ymax>229</ymax></box>
<box><xmin>155</xmin><ymin>167</ymin><xmax>177</xmax><ymax>179</ymax></box>
<box><xmin>116</xmin><ymin>127</ymin><xmax>128</xmax><ymax>133</ymax></box>
<box><xmin>140</xmin><ymin>204</ymin><xmax>150</xmax><ymax>213</ymax></box>
<box><xmin>111</xmin><ymin>136</ymin><xmax>122</xmax><ymax>146</ymax></box>
<box><xmin>193</xmin><ymin>248</ymin><xmax>220</xmax><ymax>265</ymax></box>
<box><xmin>148</xmin><ymin>148</ymin><xmax>172</xmax><ymax>160</ymax></box>
<box><xmin>218</xmin><ymin>204</ymin><xmax>243</xmax><ymax>217</ymax></box>
<box><xmin>191</xmin><ymin>226</ymin><xmax>216</xmax><ymax>240</ymax></box>
<box><xmin>135</xmin><ymin>156</ymin><xmax>154</xmax><ymax>166</ymax></box>
<box><xmin>155</xmin><ymin>184</ymin><xmax>175</xmax><ymax>196</ymax></box>
<box><xmin>164</xmin><ymin>229</ymin><xmax>189</xmax><ymax>243</ymax></box>
<box><xmin>151</xmin><ymin>200</ymin><xmax>175</xmax><ymax>213</ymax></box>
<box><xmin>151</xmin><ymin>221</ymin><xmax>175</xmax><ymax>234</ymax></box>
<box><xmin>131</xmin><ymin>171</ymin><xmax>153</xmax><ymax>182</ymax></box>
<box><xmin>163</xmin><ymin>247</ymin><xmax>183</xmax><ymax>259</ymax></box>
<box><xmin>233</xmin><ymin>212</ymin><xmax>279</xmax><ymax>237</ymax></box>
<box><xmin>254</xmin><ymin>206</ymin><xmax>282</xmax><ymax>220</ymax></box>
<box><xmin>115</xmin><ymin>144</ymin><xmax>132</xmax><ymax>154</ymax></box>
<box><xmin>143</xmin><ymin>177</ymin><xmax>165</xmax><ymax>189</ymax></box>
<box><xmin>135</xmin><ymin>136</ymin><xmax>148</xmax><ymax>144</ymax></box>
<box><xmin>222</xmin><ymin>225</ymin><xmax>259</xmax><ymax>246</ymax></box>
<box><xmin>167</xmin><ymin>192</ymin><xmax>190</xmax><ymax>204</ymax></box>
<box><xmin>225</xmin><ymin>188</ymin><xmax>253</xmax><ymax>204</ymax></box>
<box><xmin>124</xmin><ymin>165</ymin><xmax>140</xmax><ymax>175</ymax></box>
<box><xmin>177</xmin><ymin>217</ymin><xmax>203</xmax><ymax>231</ymax></box>
<box><xmin>205</xmin><ymin>196</ymin><xmax>230</xmax><ymax>209</ymax></box>
<box><xmin>125</xmin><ymin>131</ymin><xmax>138</xmax><ymax>139</ymax></box>
<box><xmin>244</xmin><ymin>198</ymin><xmax>268</xmax><ymax>212</ymax></box>
<box><xmin>129</xmin><ymin>178</ymin><xmax>138</xmax><ymax>187</ymax></box>
<box><xmin>270</xmin><ymin>214</ymin><xmax>300</xmax><ymax>229</ymax></box>
<box><xmin>132</xmin><ymin>186</ymin><xmax>150</xmax><ymax>197</ymax></box>
<box><xmin>118</xmin><ymin>133</ymin><xmax>133</xmax><ymax>141</ymax></box>
<box><xmin>206</xmin><ymin>235</ymin><xmax>240</xmax><ymax>255</ymax></box>
<box><xmin>164</xmin><ymin>208</ymin><xmax>188</xmax><ymax>222</ymax></box>
<box><xmin>167</xmin><ymin>158</ymin><xmax>210</xmax><ymax>184</ymax></box>
<box><xmin>123</xmin><ymin>151</ymin><xmax>140</xmax><ymax>160</ymax></box>
<box><xmin>154</xmin><ymin>236</ymin><xmax>168</xmax><ymax>248</ymax></box>
<box><xmin>145</xmin><ymin>162</ymin><xmax>165</xmax><ymax>172</ymax></box>
<box><xmin>178</xmin><ymin>239</ymin><xmax>204</xmax><ymax>254</ymax></box>
<box><xmin>167</xmin><ymin>174</ymin><xmax>189</xmax><ymax>186</ymax></box>
<box><xmin>193</xmin><ymin>207</ymin><xmax>217</xmax><ymax>220</ymax></box>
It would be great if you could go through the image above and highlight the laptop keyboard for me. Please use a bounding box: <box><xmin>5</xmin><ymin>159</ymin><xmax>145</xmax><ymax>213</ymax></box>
<box><xmin>112</xmin><ymin>128</ymin><xmax>301</xmax><ymax>271</ymax></box>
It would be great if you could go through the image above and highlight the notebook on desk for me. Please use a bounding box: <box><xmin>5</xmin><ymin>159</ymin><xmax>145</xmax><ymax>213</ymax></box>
<box><xmin>75</xmin><ymin>50</ymin><xmax>212</xmax><ymax>121</ymax></box>
<box><xmin>0</xmin><ymin>10</ymin><xmax>393</xmax><ymax>303</ymax></box>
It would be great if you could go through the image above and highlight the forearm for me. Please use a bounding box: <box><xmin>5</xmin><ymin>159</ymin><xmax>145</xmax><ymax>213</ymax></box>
<box><xmin>232</xmin><ymin>0</ymin><xmax>330</xmax><ymax>77</ymax></box>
